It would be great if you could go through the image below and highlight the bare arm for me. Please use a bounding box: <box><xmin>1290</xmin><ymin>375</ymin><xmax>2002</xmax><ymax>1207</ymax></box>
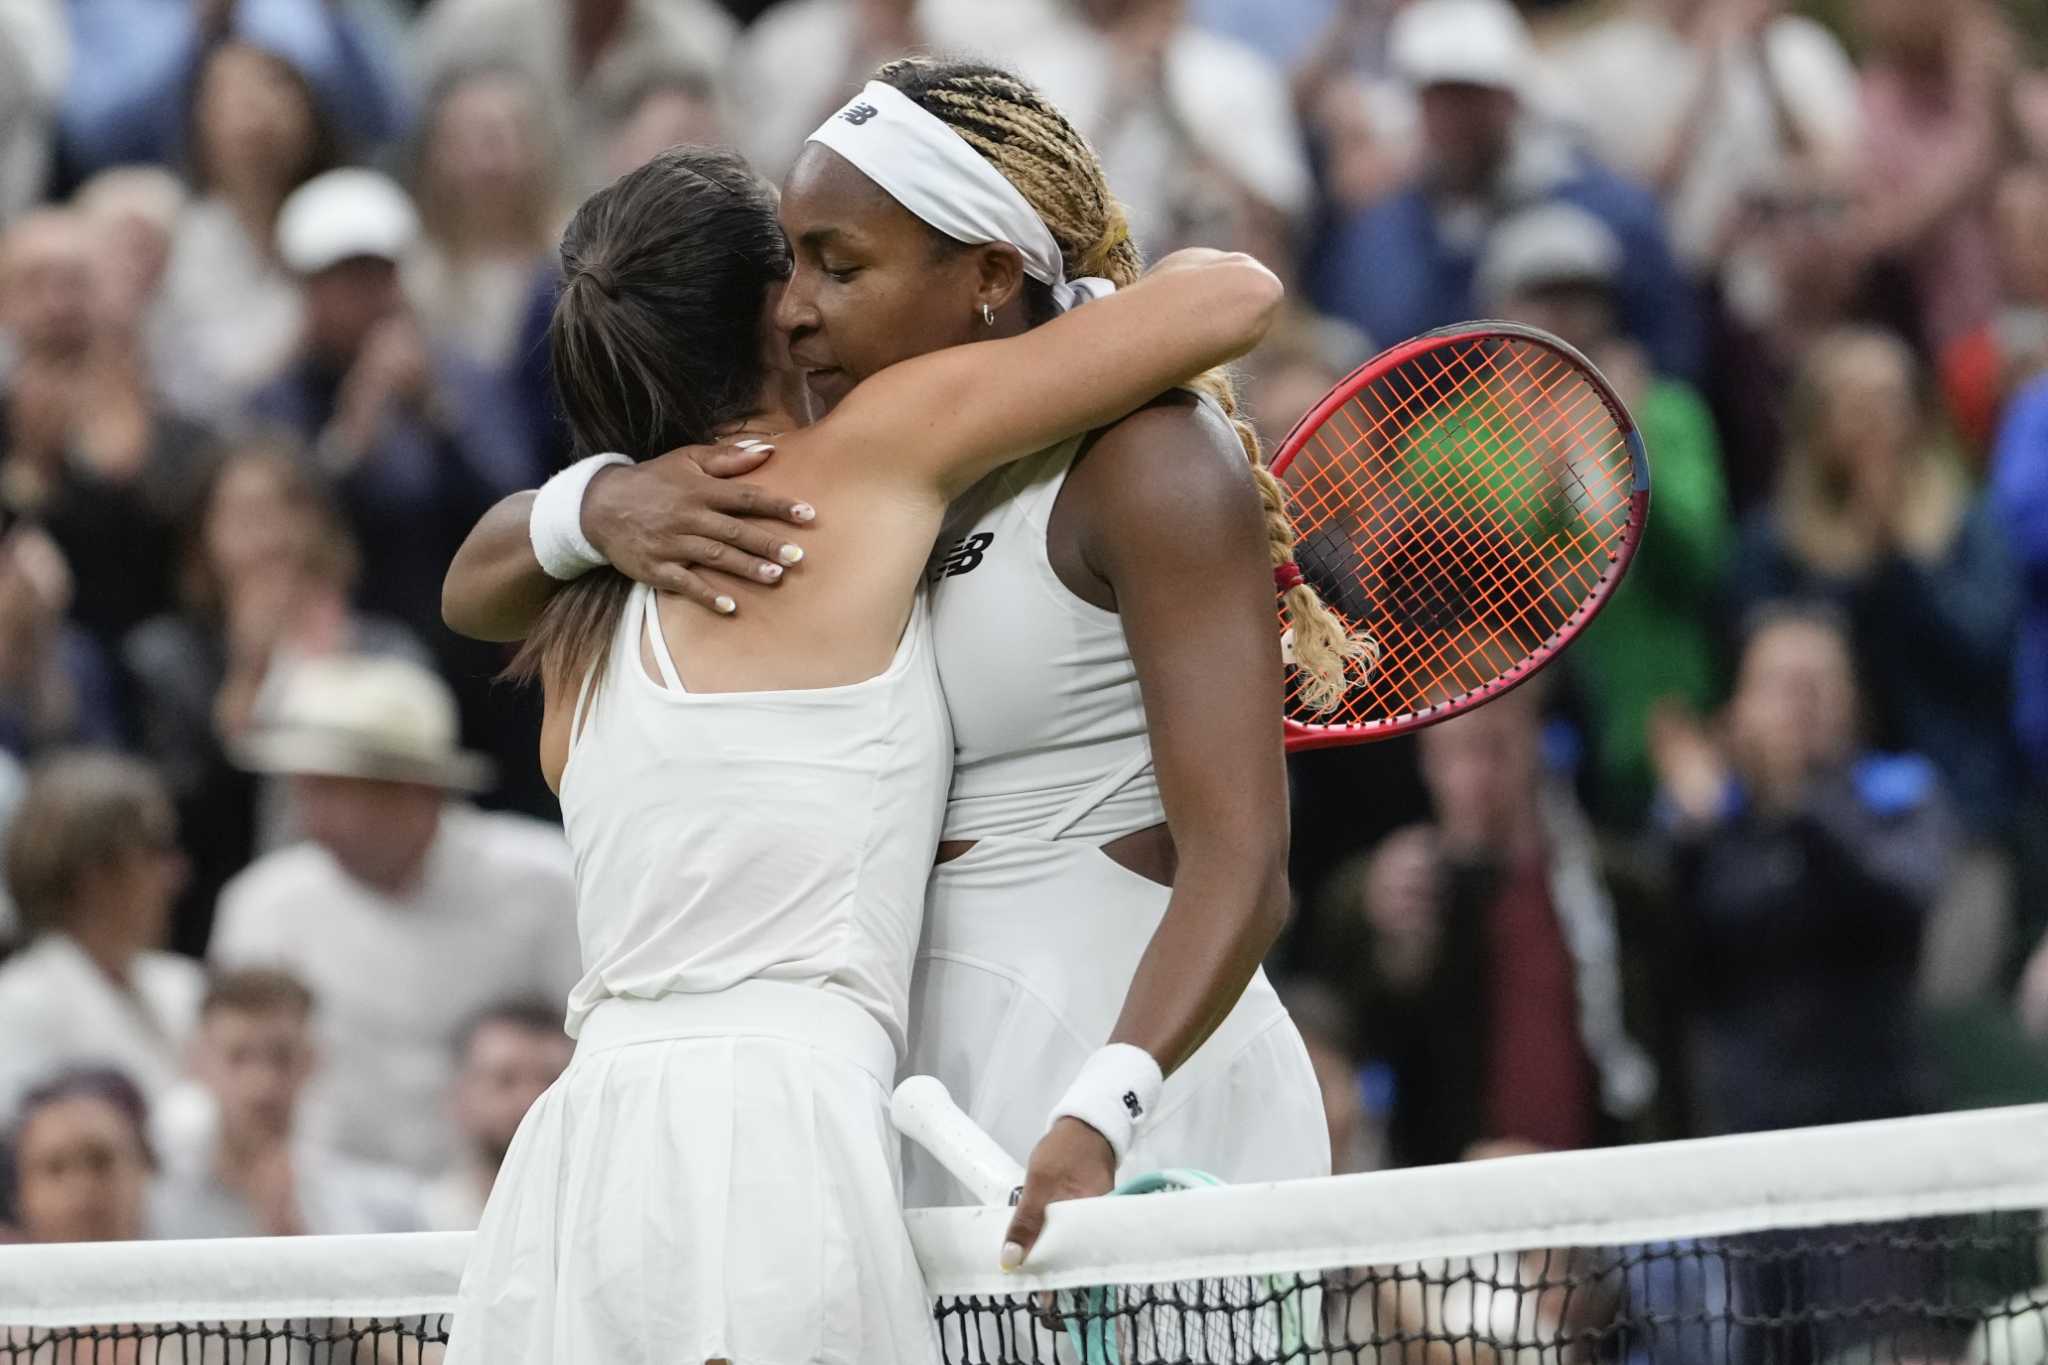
<box><xmin>827</xmin><ymin>249</ymin><xmax>1283</xmax><ymax>498</ymax></box>
<box><xmin>1095</xmin><ymin>408</ymin><xmax>1291</xmax><ymax>1073</ymax></box>
<box><xmin>1001</xmin><ymin>401</ymin><xmax>1291</xmax><ymax>1264</ymax></box>
<box><xmin>440</xmin><ymin>445</ymin><xmax>816</xmax><ymax>639</ymax></box>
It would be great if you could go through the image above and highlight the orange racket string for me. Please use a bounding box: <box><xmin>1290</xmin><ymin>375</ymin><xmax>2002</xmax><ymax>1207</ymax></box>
<box><xmin>1276</xmin><ymin>333</ymin><xmax>1636</xmax><ymax>731</ymax></box>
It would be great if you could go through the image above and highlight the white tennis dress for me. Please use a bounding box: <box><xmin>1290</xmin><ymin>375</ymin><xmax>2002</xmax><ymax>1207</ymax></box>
<box><xmin>448</xmin><ymin>584</ymin><xmax>948</xmax><ymax>1365</ymax></box>
<box><xmin>905</xmin><ymin>436</ymin><xmax>1331</xmax><ymax>1208</ymax></box>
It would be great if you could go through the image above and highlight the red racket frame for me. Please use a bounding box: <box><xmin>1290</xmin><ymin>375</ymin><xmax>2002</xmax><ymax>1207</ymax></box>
<box><xmin>1271</xmin><ymin>321</ymin><xmax>1652</xmax><ymax>751</ymax></box>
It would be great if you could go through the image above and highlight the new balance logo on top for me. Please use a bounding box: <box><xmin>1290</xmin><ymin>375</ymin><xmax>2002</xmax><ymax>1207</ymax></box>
<box><xmin>931</xmin><ymin>532</ymin><xmax>993</xmax><ymax>581</ymax></box>
<box><xmin>1122</xmin><ymin>1091</ymin><xmax>1143</xmax><ymax>1119</ymax></box>
<box><xmin>840</xmin><ymin>102</ymin><xmax>879</xmax><ymax>126</ymax></box>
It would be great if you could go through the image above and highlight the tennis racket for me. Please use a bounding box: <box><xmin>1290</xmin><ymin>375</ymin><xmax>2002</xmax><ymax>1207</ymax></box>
<box><xmin>890</xmin><ymin>1077</ymin><xmax>1309</xmax><ymax>1364</ymax></box>
<box><xmin>1273</xmin><ymin>321</ymin><xmax>1651</xmax><ymax>749</ymax></box>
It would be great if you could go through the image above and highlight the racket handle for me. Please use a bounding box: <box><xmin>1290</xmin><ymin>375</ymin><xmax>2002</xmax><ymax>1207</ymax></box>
<box><xmin>891</xmin><ymin>1075</ymin><xmax>1026</xmax><ymax>1207</ymax></box>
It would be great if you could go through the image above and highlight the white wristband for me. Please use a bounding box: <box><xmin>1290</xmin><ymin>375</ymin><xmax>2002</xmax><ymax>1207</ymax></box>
<box><xmin>1048</xmin><ymin>1043</ymin><xmax>1164</xmax><ymax>1168</ymax></box>
<box><xmin>530</xmin><ymin>452</ymin><xmax>631</xmax><ymax>581</ymax></box>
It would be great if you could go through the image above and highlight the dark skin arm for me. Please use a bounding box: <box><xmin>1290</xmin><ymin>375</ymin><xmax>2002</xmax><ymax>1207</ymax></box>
<box><xmin>440</xmin><ymin>443</ymin><xmax>816</xmax><ymax>641</ymax></box>
<box><xmin>1001</xmin><ymin>397</ymin><xmax>1293</xmax><ymax>1268</ymax></box>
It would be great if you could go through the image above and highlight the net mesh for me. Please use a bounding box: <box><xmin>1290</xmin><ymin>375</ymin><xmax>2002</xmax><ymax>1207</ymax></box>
<box><xmin>933</xmin><ymin>1215</ymin><xmax>2048</xmax><ymax>1363</ymax></box>
<box><xmin>5</xmin><ymin>1109</ymin><xmax>2046</xmax><ymax>1365</ymax></box>
<box><xmin>2</xmin><ymin>1318</ymin><xmax>449</xmax><ymax>1363</ymax></box>
<box><xmin>1276</xmin><ymin>329</ymin><xmax>1640</xmax><ymax>735</ymax></box>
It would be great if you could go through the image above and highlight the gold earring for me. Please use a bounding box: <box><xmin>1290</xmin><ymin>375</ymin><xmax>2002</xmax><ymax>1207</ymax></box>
<box><xmin>979</xmin><ymin>303</ymin><xmax>995</xmax><ymax>327</ymax></box>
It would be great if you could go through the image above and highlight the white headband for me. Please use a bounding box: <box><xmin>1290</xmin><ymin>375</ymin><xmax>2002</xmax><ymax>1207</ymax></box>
<box><xmin>806</xmin><ymin>81</ymin><xmax>1115</xmax><ymax>314</ymax></box>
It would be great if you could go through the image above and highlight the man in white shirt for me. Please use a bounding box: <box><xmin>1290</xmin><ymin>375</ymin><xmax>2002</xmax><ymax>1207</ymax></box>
<box><xmin>420</xmin><ymin>998</ymin><xmax>572</xmax><ymax>1230</ymax></box>
<box><xmin>153</xmin><ymin>967</ymin><xmax>423</xmax><ymax>1238</ymax></box>
<box><xmin>0</xmin><ymin>752</ymin><xmax>201</xmax><ymax>1133</ymax></box>
<box><xmin>210</xmin><ymin>655</ymin><xmax>580</xmax><ymax>1179</ymax></box>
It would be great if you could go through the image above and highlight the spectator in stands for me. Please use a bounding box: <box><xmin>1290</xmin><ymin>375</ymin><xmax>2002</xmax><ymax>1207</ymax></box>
<box><xmin>1850</xmin><ymin>0</ymin><xmax>2021</xmax><ymax>356</ymax></box>
<box><xmin>1993</xmin><ymin>371</ymin><xmax>2048</xmax><ymax>982</ymax></box>
<box><xmin>1308</xmin><ymin>0</ymin><xmax>1704</xmax><ymax>382</ymax></box>
<box><xmin>411</xmin><ymin>0</ymin><xmax>735</xmax><ymax>198</ymax></box>
<box><xmin>600</xmin><ymin>63</ymin><xmax>728</xmax><ymax>184</ymax></box>
<box><xmin>1650</xmin><ymin>603</ymin><xmax>1953</xmax><ymax>1133</ymax></box>
<box><xmin>0</xmin><ymin>0</ymin><xmax>64</xmax><ymax>225</ymax></box>
<box><xmin>1940</xmin><ymin>164</ymin><xmax>2048</xmax><ymax>460</ymax></box>
<box><xmin>0</xmin><ymin>753</ymin><xmax>197</xmax><ymax>1128</ymax></box>
<box><xmin>1548</xmin><ymin>0</ymin><xmax>1863</xmax><ymax>279</ymax></box>
<box><xmin>125</xmin><ymin>442</ymin><xmax>428</xmax><ymax>956</ymax></box>
<box><xmin>1241</xmin><ymin>305</ymin><xmax>1372</xmax><ymax>450</ymax></box>
<box><xmin>1725</xmin><ymin>327</ymin><xmax>2019</xmax><ymax>1001</ymax></box>
<box><xmin>210</xmin><ymin>654</ymin><xmax>578</xmax><ymax>1177</ymax></box>
<box><xmin>0</xmin><ymin>526</ymin><xmax>120</xmax><ymax>759</ymax></box>
<box><xmin>53</xmin><ymin>0</ymin><xmax>402</xmax><ymax>184</ymax></box>
<box><xmin>0</xmin><ymin>1068</ymin><xmax>153</xmax><ymax>1243</ymax></box>
<box><xmin>406</xmin><ymin>64</ymin><xmax>564</xmax><ymax>375</ymax></box>
<box><xmin>73</xmin><ymin>166</ymin><xmax>186</xmax><ymax>341</ymax></box>
<box><xmin>421</xmin><ymin>999</ymin><xmax>571</xmax><ymax>1230</ymax></box>
<box><xmin>246</xmin><ymin>168</ymin><xmax>525</xmax><ymax>652</ymax></box>
<box><xmin>155</xmin><ymin>967</ymin><xmax>422</xmax><ymax>1238</ymax></box>
<box><xmin>148</xmin><ymin>40</ymin><xmax>342</xmax><ymax>421</ymax></box>
<box><xmin>0</xmin><ymin>206</ymin><xmax>215</xmax><ymax>649</ymax></box>
<box><xmin>1477</xmin><ymin>203</ymin><xmax>1731</xmax><ymax>826</ymax></box>
<box><xmin>1326</xmin><ymin>685</ymin><xmax>1662</xmax><ymax>1167</ymax></box>
<box><xmin>730</xmin><ymin>0</ymin><xmax>924</xmax><ymax>181</ymax></box>
<box><xmin>1009</xmin><ymin>0</ymin><xmax>1312</xmax><ymax>264</ymax></box>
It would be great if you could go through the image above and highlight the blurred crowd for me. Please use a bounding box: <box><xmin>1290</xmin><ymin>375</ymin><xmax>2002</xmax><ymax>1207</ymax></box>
<box><xmin>0</xmin><ymin>0</ymin><xmax>2046</xmax><ymax>1250</ymax></box>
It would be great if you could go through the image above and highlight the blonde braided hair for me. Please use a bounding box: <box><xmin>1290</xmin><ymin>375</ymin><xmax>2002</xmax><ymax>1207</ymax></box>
<box><xmin>875</xmin><ymin>58</ymin><xmax>1368</xmax><ymax>712</ymax></box>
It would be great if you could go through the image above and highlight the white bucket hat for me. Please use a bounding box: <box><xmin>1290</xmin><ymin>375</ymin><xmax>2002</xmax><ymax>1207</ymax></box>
<box><xmin>232</xmin><ymin>654</ymin><xmax>494</xmax><ymax>792</ymax></box>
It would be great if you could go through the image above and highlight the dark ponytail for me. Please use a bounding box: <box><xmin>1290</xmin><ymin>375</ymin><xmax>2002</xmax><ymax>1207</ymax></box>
<box><xmin>507</xmin><ymin>147</ymin><xmax>789</xmax><ymax>697</ymax></box>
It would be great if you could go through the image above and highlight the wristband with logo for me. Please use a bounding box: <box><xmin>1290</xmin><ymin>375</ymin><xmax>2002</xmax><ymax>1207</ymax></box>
<box><xmin>530</xmin><ymin>452</ymin><xmax>631</xmax><ymax>581</ymax></box>
<box><xmin>1047</xmin><ymin>1043</ymin><xmax>1164</xmax><ymax>1167</ymax></box>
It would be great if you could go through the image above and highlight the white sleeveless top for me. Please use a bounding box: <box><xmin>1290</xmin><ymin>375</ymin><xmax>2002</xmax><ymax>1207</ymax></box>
<box><xmin>557</xmin><ymin>584</ymin><xmax>951</xmax><ymax>1057</ymax></box>
<box><xmin>930</xmin><ymin>438</ymin><xmax>1166</xmax><ymax>844</ymax></box>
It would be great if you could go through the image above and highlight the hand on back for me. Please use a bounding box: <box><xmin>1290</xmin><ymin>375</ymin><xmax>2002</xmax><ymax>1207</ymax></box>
<box><xmin>582</xmin><ymin>440</ymin><xmax>817</xmax><ymax>616</ymax></box>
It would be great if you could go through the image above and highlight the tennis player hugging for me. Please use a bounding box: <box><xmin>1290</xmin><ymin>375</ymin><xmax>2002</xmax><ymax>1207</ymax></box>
<box><xmin>442</xmin><ymin>59</ymin><xmax>1353</xmax><ymax>1365</ymax></box>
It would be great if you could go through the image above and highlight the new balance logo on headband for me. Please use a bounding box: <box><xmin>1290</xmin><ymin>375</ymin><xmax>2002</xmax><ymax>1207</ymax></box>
<box><xmin>930</xmin><ymin>532</ymin><xmax>993</xmax><ymax>581</ymax></box>
<box><xmin>840</xmin><ymin>102</ymin><xmax>879</xmax><ymax>126</ymax></box>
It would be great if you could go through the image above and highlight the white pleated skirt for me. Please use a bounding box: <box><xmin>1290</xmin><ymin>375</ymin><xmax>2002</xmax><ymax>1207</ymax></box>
<box><xmin>446</xmin><ymin>980</ymin><xmax>941</xmax><ymax>1365</ymax></box>
<box><xmin>904</xmin><ymin>837</ymin><xmax>1331</xmax><ymax>1209</ymax></box>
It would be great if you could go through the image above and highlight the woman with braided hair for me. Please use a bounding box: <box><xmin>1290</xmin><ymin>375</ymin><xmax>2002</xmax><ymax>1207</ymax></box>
<box><xmin>444</xmin><ymin>57</ymin><xmax>1356</xmax><ymax>1270</ymax></box>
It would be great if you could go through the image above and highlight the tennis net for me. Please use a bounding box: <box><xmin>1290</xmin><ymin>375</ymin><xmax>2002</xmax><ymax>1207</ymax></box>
<box><xmin>4</xmin><ymin>1105</ymin><xmax>2046</xmax><ymax>1363</ymax></box>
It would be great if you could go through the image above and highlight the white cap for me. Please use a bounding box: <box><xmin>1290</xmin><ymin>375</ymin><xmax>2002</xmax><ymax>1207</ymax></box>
<box><xmin>1388</xmin><ymin>0</ymin><xmax>1534</xmax><ymax>94</ymax></box>
<box><xmin>275</xmin><ymin>168</ymin><xmax>420</xmax><ymax>275</ymax></box>
<box><xmin>1476</xmin><ymin>202</ymin><xmax>1623</xmax><ymax>307</ymax></box>
<box><xmin>232</xmin><ymin>654</ymin><xmax>493</xmax><ymax>791</ymax></box>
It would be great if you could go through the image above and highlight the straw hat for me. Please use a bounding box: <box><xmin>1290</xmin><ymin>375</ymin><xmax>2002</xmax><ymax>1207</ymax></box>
<box><xmin>232</xmin><ymin>654</ymin><xmax>494</xmax><ymax>792</ymax></box>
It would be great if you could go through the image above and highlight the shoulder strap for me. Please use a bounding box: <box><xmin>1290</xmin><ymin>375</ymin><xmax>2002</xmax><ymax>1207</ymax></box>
<box><xmin>640</xmin><ymin>586</ymin><xmax>686</xmax><ymax>694</ymax></box>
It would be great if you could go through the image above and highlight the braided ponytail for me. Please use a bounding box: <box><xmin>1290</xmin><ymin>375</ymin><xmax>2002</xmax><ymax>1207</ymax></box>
<box><xmin>876</xmin><ymin>57</ymin><xmax>1369</xmax><ymax>711</ymax></box>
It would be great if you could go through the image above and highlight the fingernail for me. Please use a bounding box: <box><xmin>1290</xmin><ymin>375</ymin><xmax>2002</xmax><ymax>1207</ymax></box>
<box><xmin>792</xmin><ymin>504</ymin><xmax>815</xmax><ymax>522</ymax></box>
<box><xmin>759</xmin><ymin>563</ymin><xmax>783</xmax><ymax>581</ymax></box>
<box><xmin>1000</xmin><ymin>1242</ymin><xmax>1025</xmax><ymax>1272</ymax></box>
<box><xmin>779</xmin><ymin>544</ymin><xmax>805</xmax><ymax>565</ymax></box>
<box><xmin>715</xmin><ymin>595</ymin><xmax>736</xmax><ymax>614</ymax></box>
